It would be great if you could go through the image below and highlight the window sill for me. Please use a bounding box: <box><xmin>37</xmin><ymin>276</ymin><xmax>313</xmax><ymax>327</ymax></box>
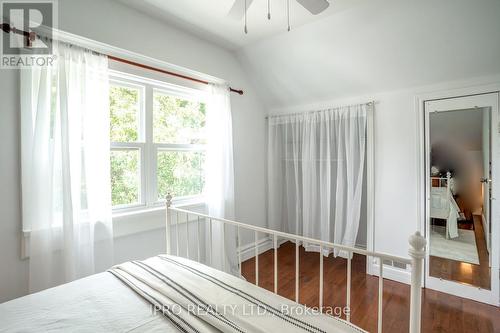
<box><xmin>112</xmin><ymin>197</ymin><xmax>205</xmax><ymax>219</ymax></box>
<box><xmin>21</xmin><ymin>199</ymin><xmax>207</xmax><ymax>260</ymax></box>
<box><xmin>112</xmin><ymin>198</ymin><xmax>206</xmax><ymax>238</ymax></box>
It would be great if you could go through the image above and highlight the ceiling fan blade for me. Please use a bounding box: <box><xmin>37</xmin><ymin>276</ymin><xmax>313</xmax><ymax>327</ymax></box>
<box><xmin>227</xmin><ymin>0</ymin><xmax>254</xmax><ymax>20</ymax></box>
<box><xmin>296</xmin><ymin>0</ymin><xmax>330</xmax><ymax>15</ymax></box>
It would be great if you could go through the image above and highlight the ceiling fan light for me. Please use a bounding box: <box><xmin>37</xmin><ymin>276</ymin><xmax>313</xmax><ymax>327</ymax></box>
<box><xmin>227</xmin><ymin>0</ymin><xmax>254</xmax><ymax>21</ymax></box>
<box><xmin>244</xmin><ymin>0</ymin><xmax>248</xmax><ymax>33</ymax></box>
<box><xmin>287</xmin><ymin>0</ymin><xmax>291</xmax><ymax>31</ymax></box>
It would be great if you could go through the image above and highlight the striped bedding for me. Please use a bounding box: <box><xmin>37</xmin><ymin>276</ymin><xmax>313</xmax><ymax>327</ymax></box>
<box><xmin>109</xmin><ymin>255</ymin><xmax>365</xmax><ymax>333</ymax></box>
<box><xmin>0</xmin><ymin>255</ymin><xmax>365</xmax><ymax>332</ymax></box>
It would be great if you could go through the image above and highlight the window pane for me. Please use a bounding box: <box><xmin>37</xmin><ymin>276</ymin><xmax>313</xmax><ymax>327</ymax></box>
<box><xmin>157</xmin><ymin>150</ymin><xmax>205</xmax><ymax>199</ymax></box>
<box><xmin>110</xmin><ymin>149</ymin><xmax>140</xmax><ymax>206</ymax></box>
<box><xmin>153</xmin><ymin>92</ymin><xmax>206</xmax><ymax>144</ymax></box>
<box><xmin>110</xmin><ymin>85</ymin><xmax>141</xmax><ymax>142</ymax></box>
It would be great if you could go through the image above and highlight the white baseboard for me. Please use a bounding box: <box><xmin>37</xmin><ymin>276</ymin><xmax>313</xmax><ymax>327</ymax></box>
<box><xmin>239</xmin><ymin>239</ymin><xmax>413</xmax><ymax>287</ymax></box>
<box><xmin>237</xmin><ymin>236</ymin><xmax>275</xmax><ymax>262</ymax></box>
<box><xmin>238</xmin><ymin>238</ymin><xmax>369</xmax><ymax>264</ymax></box>
<box><xmin>369</xmin><ymin>262</ymin><xmax>411</xmax><ymax>285</ymax></box>
<box><xmin>238</xmin><ymin>239</ymin><xmax>413</xmax><ymax>286</ymax></box>
<box><xmin>355</xmin><ymin>243</ymin><xmax>367</xmax><ymax>250</ymax></box>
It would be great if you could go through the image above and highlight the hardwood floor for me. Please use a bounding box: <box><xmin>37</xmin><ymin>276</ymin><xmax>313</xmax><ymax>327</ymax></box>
<box><xmin>241</xmin><ymin>242</ymin><xmax>500</xmax><ymax>333</ymax></box>
<box><xmin>429</xmin><ymin>215</ymin><xmax>491</xmax><ymax>289</ymax></box>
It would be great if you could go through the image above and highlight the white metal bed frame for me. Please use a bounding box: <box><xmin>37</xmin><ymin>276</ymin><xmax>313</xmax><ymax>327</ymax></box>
<box><xmin>430</xmin><ymin>172</ymin><xmax>452</xmax><ymax>189</ymax></box>
<box><xmin>164</xmin><ymin>195</ymin><xmax>426</xmax><ymax>333</ymax></box>
<box><xmin>430</xmin><ymin>171</ymin><xmax>459</xmax><ymax>239</ymax></box>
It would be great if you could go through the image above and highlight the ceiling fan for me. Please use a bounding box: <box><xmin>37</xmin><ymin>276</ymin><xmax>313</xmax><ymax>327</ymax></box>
<box><xmin>228</xmin><ymin>0</ymin><xmax>330</xmax><ymax>33</ymax></box>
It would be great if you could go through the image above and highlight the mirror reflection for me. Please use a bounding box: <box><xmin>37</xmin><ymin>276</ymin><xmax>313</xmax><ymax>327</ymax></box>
<box><xmin>428</xmin><ymin>107</ymin><xmax>491</xmax><ymax>290</ymax></box>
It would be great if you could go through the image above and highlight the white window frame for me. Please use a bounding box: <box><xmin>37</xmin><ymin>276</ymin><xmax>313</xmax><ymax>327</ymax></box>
<box><xmin>110</xmin><ymin>79</ymin><xmax>146</xmax><ymax>211</ymax></box>
<box><xmin>110</xmin><ymin>70</ymin><xmax>207</xmax><ymax>213</ymax></box>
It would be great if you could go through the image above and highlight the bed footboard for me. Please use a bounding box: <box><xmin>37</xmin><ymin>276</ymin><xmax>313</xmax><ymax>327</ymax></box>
<box><xmin>164</xmin><ymin>194</ymin><xmax>426</xmax><ymax>333</ymax></box>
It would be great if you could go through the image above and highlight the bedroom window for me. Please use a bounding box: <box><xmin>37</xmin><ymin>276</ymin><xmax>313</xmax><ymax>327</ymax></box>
<box><xmin>153</xmin><ymin>90</ymin><xmax>206</xmax><ymax>201</ymax></box>
<box><xmin>110</xmin><ymin>74</ymin><xmax>206</xmax><ymax>211</ymax></box>
<box><xmin>110</xmin><ymin>83</ymin><xmax>144</xmax><ymax>208</ymax></box>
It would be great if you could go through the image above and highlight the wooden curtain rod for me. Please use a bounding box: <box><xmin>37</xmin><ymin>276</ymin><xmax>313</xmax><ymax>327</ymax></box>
<box><xmin>108</xmin><ymin>55</ymin><xmax>243</xmax><ymax>95</ymax></box>
<box><xmin>0</xmin><ymin>23</ymin><xmax>244</xmax><ymax>95</ymax></box>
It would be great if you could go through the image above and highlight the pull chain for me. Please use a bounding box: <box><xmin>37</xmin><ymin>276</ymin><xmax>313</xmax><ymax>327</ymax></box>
<box><xmin>287</xmin><ymin>0</ymin><xmax>290</xmax><ymax>31</ymax></box>
<box><xmin>267</xmin><ymin>0</ymin><xmax>271</xmax><ymax>20</ymax></box>
<box><xmin>244</xmin><ymin>0</ymin><xmax>248</xmax><ymax>34</ymax></box>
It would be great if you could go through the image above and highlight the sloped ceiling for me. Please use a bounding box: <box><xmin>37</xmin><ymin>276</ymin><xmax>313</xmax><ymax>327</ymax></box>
<box><xmin>114</xmin><ymin>0</ymin><xmax>500</xmax><ymax>110</ymax></box>
<box><xmin>116</xmin><ymin>0</ymin><xmax>363</xmax><ymax>49</ymax></box>
<box><xmin>236</xmin><ymin>0</ymin><xmax>500</xmax><ymax>109</ymax></box>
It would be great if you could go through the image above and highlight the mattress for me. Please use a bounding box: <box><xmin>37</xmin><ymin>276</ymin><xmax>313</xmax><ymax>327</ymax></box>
<box><xmin>0</xmin><ymin>255</ymin><xmax>366</xmax><ymax>333</ymax></box>
<box><xmin>0</xmin><ymin>272</ymin><xmax>178</xmax><ymax>332</ymax></box>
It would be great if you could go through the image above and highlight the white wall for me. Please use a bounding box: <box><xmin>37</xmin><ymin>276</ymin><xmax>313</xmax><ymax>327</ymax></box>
<box><xmin>0</xmin><ymin>0</ymin><xmax>266</xmax><ymax>303</ymax></box>
<box><xmin>0</xmin><ymin>69</ymin><xmax>28</xmax><ymax>303</ymax></box>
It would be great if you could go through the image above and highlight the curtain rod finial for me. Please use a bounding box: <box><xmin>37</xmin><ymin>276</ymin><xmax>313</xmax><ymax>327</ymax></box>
<box><xmin>1</xmin><ymin>23</ymin><xmax>11</xmax><ymax>33</ymax></box>
<box><xmin>230</xmin><ymin>88</ymin><xmax>244</xmax><ymax>95</ymax></box>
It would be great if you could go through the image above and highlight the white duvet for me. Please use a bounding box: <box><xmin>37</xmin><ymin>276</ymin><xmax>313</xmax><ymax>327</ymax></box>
<box><xmin>430</xmin><ymin>187</ymin><xmax>460</xmax><ymax>239</ymax></box>
<box><xmin>0</xmin><ymin>255</ymin><xmax>365</xmax><ymax>333</ymax></box>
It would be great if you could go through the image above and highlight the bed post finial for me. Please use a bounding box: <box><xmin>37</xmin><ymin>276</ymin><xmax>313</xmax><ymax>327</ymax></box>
<box><xmin>409</xmin><ymin>231</ymin><xmax>426</xmax><ymax>256</ymax></box>
<box><xmin>408</xmin><ymin>231</ymin><xmax>426</xmax><ymax>333</ymax></box>
<box><xmin>165</xmin><ymin>193</ymin><xmax>173</xmax><ymax>255</ymax></box>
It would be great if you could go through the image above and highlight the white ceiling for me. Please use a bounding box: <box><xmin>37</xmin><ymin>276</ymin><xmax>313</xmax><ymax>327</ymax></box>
<box><xmin>116</xmin><ymin>0</ymin><xmax>362</xmax><ymax>49</ymax></box>
<box><xmin>115</xmin><ymin>0</ymin><xmax>500</xmax><ymax>110</ymax></box>
<box><xmin>237</xmin><ymin>0</ymin><xmax>500</xmax><ymax>109</ymax></box>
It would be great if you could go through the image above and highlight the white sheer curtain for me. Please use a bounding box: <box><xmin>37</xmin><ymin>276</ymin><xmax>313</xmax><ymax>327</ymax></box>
<box><xmin>21</xmin><ymin>42</ymin><xmax>113</xmax><ymax>293</ymax></box>
<box><xmin>204</xmin><ymin>83</ymin><xmax>237</xmax><ymax>275</ymax></box>
<box><xmin>268</xmin><ymin>104</ymin><xmax>367</xmax><ymax>256</ymax></box>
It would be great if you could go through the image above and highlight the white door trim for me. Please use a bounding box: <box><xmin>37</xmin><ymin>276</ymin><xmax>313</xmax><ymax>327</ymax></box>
<box><xmin>416</xmin><ymin>89</ymin><xmax>500</xmax><ymax>306</ymax></box>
